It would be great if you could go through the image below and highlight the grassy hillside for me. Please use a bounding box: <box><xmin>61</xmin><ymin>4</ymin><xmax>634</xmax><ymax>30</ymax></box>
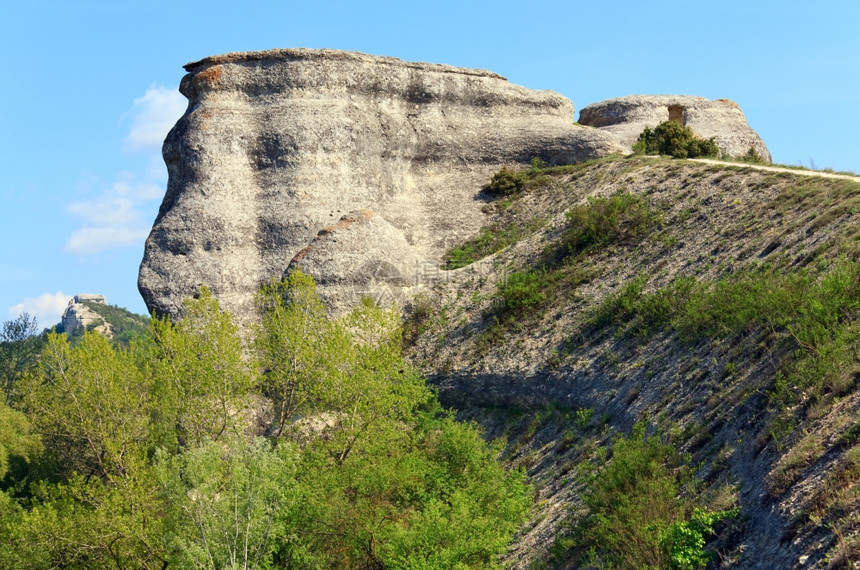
<box><xmin>406</xmin><ymin>156</ymin><xmax>860</xmax><ymax>568</ymax></box>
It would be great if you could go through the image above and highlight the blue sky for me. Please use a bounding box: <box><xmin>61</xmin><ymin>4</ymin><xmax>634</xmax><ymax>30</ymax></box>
<box><xmin>2</xmin><ymin>0</ymin><xmax>858</xmax><ymax>327</ymax></box>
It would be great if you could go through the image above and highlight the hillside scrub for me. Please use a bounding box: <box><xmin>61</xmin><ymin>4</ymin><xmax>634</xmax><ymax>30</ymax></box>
<box><xmin>587</xmin><ymin>259</ymin><xmax>860</xmax><ymax>411</ymax></box>
<box><xmin>551</xmin><ymin>422</ymin><xmax>737</xmax><ymax>569</ymax></box>
<box><xmin>0</xmin><ymin>273</ymin><xmax>530</xmax><ymax>569</ymax></box>
<box><xmin>491</xmin><ymin>190</ymin><xmax>661</xmax><ymax>323</ymax></box>
<box><xmin>407</xmin><ymin>157</ymin><xmax>860</xmax><ymax>567</ymax></box>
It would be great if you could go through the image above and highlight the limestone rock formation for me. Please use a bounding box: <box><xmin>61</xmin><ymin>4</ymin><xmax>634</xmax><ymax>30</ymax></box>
<box><xmin>138</xmin><ymin>48</ymin><xmax>626</xmax><ymax>322</ymax></box>
<box><xmin>578</xmin><ymin>95</ymin><xmax>771</xmax><ymax>162</ymax></box>
<box><xmin>61</xmin><ymin>294</ymin><xmax>111</xmax><ymax>336</ymax></box>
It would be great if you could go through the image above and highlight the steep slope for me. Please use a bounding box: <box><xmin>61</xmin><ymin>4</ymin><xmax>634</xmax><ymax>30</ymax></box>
<box><xmin>404</xmin><ymin>156</ymin><xmax>860</xmax><ymax>568</ymax></box>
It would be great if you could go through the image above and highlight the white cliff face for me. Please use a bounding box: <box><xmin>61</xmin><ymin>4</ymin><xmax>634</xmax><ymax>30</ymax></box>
<box><xmin>137</xmin><ymin>48</ymin><xmax>626</xmax><ymax>323</ymax></box>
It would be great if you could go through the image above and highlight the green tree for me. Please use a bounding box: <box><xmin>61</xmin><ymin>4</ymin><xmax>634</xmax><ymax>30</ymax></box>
<box><xmin>0</xmin><ymin>276</ymin><xmax>530</xmax><ymax>569</ymax></box>
<box><xmin>256</xmin><ymin>272</ymin><xmax>430</xmax><ymax>453</ymax></box>
<box><xmin>255</xmin><ymin>272</ymin><xmax>335</xmax><ymax>437</ymax></box>
<box><xmin>157</xmin><ymin>437</ymin><xmax>299</xmax><ymax>569</ymax></box>
<box><xmin>0</xmin><ymin>312</ymin><xmax>41</xmax><ymax>403</ymax></box>
<box><xmin>150</xmin><ymin>287</ymin><xmax>255</xmax><ymax>450</ymax></box>
<box><xmin>0</xmin><ymin>471</ymin><xmax>168</xmax><ymax>569</ymax></box>
<box><xmin>259</xmin><ymin>272</ymin><xmax>531</xmax><ymax>568</ymax></box>
<box><xmin>0</xmin><ymin>398</ymin><xmax>41</xmax><ymax>481</ymax></box>
<box><xmin>21</xmin><ymin>331</ymin><xmax>151</xmax><ymax>481</ymax></box>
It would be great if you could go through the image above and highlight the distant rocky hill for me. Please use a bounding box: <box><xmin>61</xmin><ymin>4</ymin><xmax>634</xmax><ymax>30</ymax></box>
<box><xmin>138</xmin><ymin>48</ymin><xmax>768</xmax><ymax>323</ymax></box>
<box><xmin>59</xmin><ymin>294</ymin><xmax>148</xmax><ymax>344</ymax></box>
<box><xmin>60</xmin><ymin>294</ymin><xmax>111</xmax><ymax>336</ymax></box>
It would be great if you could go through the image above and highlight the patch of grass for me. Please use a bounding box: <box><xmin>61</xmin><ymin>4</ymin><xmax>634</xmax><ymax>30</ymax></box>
<box><xmin>556</xmin><ymin>191</ymin><xmax>663</xmax><ymax>261</ymax></box>
<box><xmin>444</xmin><ymin>217</ymin><xmax>547</xmax><ymax>269</ymax></box>
<box><xmin>587</xmin><ymin>274</ymin><xmax>695</xmax><ymax>337</ymax></box>
<box><xmin>498</xmin><ymin>269</ymin><xmax>549</xmax><ymax>314</ymax></box>
<box><xmin>586</xmin><ymin>259</ymin><xmax>860</xmax><ymax>431</ymax></box>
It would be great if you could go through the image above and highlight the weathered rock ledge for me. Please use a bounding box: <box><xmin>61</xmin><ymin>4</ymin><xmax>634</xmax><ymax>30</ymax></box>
<box><xmin>61</xmin><ymin>294</ymin><xmax>111</xmax><ymax>336</ymax></box>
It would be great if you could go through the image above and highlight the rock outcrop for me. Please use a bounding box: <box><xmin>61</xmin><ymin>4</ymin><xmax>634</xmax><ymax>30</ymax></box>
<box><xmin>138</xmin><ymin>50</ymin><xmax>772</xmax><ymax>322</ymax></box>
<box><xmin>138</xmin><ymin>48</ymin><xmax>626</xmax><ymax>322</ymax></box>
<box><xmin>61</xmin><ymin>294</ymin><xmax>111</xmax><ymax>336</ymax></box>
<box><xmin>578</xmin><ymin>95</ymin><xmax>771</xmax><ymax>161</ymax></box>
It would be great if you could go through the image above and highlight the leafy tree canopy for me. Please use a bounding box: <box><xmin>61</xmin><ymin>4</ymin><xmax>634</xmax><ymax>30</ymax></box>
<box><xmin>0</xmin><ymin>272</ymin><xmax>531</xmax><ymax>569</ymax></box>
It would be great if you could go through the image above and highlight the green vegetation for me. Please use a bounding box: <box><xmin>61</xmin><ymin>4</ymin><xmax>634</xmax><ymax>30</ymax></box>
<box><xmin>551</xmin><ymin>422</ymin><xmax>736</xmax><ymax>568</ymax></box>
<box><xmin>584</xmin><ymin>259</ymin><xmax>860</xmax><ymax>461</ymax></box>
<box><xmin>0</xmin><ymin>313</ymin><xmax>42</xmax><ymax>402</ymax></box>
<box><xmin>64</xmin><ymin>302</ymin><xmax>150</xmax><ymax>346</ymax></box>
<box><xmin>558</xmin><ymin>191</ymin><xmax>663</xmax><ymax>260</ymax></box>
<box><xmin>490</xmin><ymin>191</ymin><xmax>661</xmax><ymax>322</ymax></box>
<box><xmin>444</xmin><ymin>158</ymin><xmax>633</xmax><ymax>270</ymax></box>
<box><xmin>426</xmin><ymin>157</ymin><xmax>860</xmax><ymax>566</ymax></box>
<box><xmin>633</xmin><ymin>121</ymin><xmax>719</xmax><ymax>159</ymax></box>
<box><xmin>445</xmin><ymin>218</ymin><xmax>546</xmax><ymax>270</ymax></box>
<box><xmin>740</xmin><ymin>145</ymin><xmax>765</xmax><ymax>164</ymax></box>
<box><xmin>0</xmin><ymin>273</ymin><xmax>530</xmax><ymax>568</ymax></box>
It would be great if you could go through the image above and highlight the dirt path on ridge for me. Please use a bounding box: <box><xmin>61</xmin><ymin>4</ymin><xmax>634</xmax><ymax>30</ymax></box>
<box><xmin>693</xmin><ymin>158</ymin><xmax>860</xmax><ymax>182</ymax></box>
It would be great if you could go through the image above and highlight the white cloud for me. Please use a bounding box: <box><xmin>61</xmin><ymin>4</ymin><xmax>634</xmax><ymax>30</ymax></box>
<box><xmin>64</xmin><ymin>226</ymin><xmax>151</xmax><ymax>255</ymax></box>
<box><xmin>64</xmin><ymin>86</ymin><xmax>179</xmax><ymax>256</ymax></box>
<box><xmin>65</xmin><ymin>176</ymin><xmax>164</xmax><ymax>254</ymax></box>
<box><xmin>8</xmin><ymin>292</ymin><xmax>72</xmax><ymax>329</ymax></box>
<box><xmin>68</xmin><ymin>195</ymin><xmax>138</xmax><ymax>226</ymax></box>
<box><xmin>122</xmin><ymin>85</ymin><xmax>186</xmax><ymax>153</ymax></box>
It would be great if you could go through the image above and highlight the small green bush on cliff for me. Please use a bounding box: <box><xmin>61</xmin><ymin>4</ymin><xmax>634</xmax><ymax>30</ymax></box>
<box><xmin>486</xmin><ymin>166</ymin><xmax>528</xmax><ymax>196</ymax></box>
<box><xmin>633</xmin><ymin>121</ymin><xmax>719</xmax><ymax>159</ymax></box>
<box><xmin>559</xmin><ymin>191</ymin><xmax>662</xmax><ymax>259</ymax></box>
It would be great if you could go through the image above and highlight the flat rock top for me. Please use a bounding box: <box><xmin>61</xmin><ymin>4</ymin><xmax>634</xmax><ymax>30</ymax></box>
<box><xmin>184</xmin><ymin>48</ymin><xmax>506</xmax><ymax>79</ymax></box>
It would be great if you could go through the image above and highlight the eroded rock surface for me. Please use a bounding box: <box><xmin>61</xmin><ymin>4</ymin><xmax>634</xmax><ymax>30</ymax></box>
<box><xmin>579</xmin><ymin>95</ymin><xmax>771</xmax><ymax>161</ymax></box>
<box><xmin>138</xmin><ymin>48</ymin><xmax>626</xmax><ymax>322</ymax></box>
